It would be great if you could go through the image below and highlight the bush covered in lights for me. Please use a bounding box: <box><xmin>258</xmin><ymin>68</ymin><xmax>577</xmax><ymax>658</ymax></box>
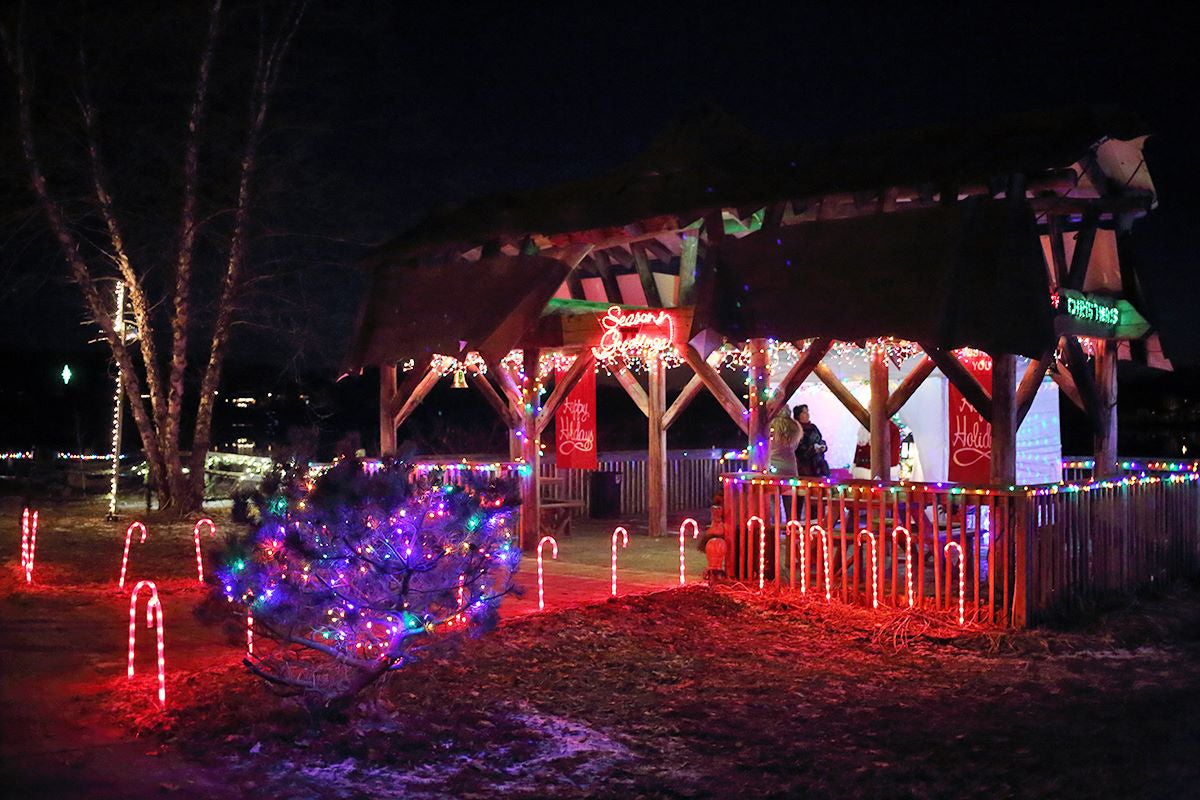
<box><xmin>212</xmin><ymin>458</ymin><xmax>521</xmax><ymax>704</ymax></box>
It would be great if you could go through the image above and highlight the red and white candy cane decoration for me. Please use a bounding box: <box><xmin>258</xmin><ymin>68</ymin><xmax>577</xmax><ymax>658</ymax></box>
<box><xmin>20</xmin><ymin>508</ymin><xmax>38</xmax><ymax>584</ymax></box>
<box><xmin>127</xmin><ymin>580</ymin><xmax>166</xmax><ymax>707</ymax></box>
<box><xmin>192</xmin><ymin>518</ymin><xmax>216</xmax><ymax>584</ymax></box>
<box><xmin>747</xmin><ymin>516</ymin><xmax>766</xmax><ymax>590</ymax></box>
<box><xmin>785</xmin><ymin>521</ymin><xmax>806</xmax><ymax>594</ymax></box>
<box><xmin>611</xmin><ymin>527</ymin><xmax>628</xmax><ymax>596</ymax></box>
<box><xmin>891</xmin><ymin>526</ymin><xmax>915</xmax><ymax>608</ymax></box>
<box><xmin>810</xmin><ymin>525</ymin><xmax>831</xmax><ymax>602</ymax></box>
<box><xmin>858</xmin><ymin>530</ymin><xmax>879</xmax><ymax>609</ymax></box>
<box><xmin>944</xmin><ymin>541</ymin><xmax>966</xmax><ymax>626</ymax></box>
<box><xmin>246</xmin><ymin>610</ymin><xmax>254</xmax><ymax>655</ymax></box>
<box><xmin>678</xmin><ymin>518</ymin><xmax>699</xmax><ymax>586</ymax></box>
<box><xmin>537</xmin><ymin>535</ymin><xmax>558</xmax><ymax>611</ymax></box>
<box><xmin>118</xmin><ymin>521</ymin><xmax>148</xmax><ymax>590</ymax></box>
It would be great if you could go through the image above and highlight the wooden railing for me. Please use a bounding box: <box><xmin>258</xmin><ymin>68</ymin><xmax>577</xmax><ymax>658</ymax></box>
<box><xmin>721</xmin><ymin>472</ymin><xmax>1200</xmax><ymax>627</ymax></box>
<box><xmin>540</xmin><ymin>449</ymin><xmax>737</xmax><ymax>515</ymax></box>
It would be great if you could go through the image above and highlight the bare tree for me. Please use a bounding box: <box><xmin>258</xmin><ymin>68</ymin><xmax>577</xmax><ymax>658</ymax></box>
<box><xmin>1</xmin><ymin>0</ymin><xmax>307</xmax><ymax>513</ymax></box>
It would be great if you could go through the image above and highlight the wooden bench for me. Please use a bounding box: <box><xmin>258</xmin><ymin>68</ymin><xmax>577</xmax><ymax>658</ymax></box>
<box><xmin>540</xmin><ymin>499</ymin><xmax>586</xmax><ymax>538</ymax></box>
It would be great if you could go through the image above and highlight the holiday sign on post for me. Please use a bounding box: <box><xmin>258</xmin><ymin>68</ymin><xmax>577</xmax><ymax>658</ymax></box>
<box><xmin>555</xmin><ymin>364</ymin><xmax>598</xmax><ymax>470</ymax></box>
<box><xmin>948</xmin><ymin>358</ymin><xmax>993</xmax><ymax>483</ymax></box>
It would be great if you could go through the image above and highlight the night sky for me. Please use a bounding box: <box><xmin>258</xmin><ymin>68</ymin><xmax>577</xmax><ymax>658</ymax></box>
<box><xmin>1</xmin><ymin>2</ymin><xmax>1197</xmax><ymax>370</ymax></box>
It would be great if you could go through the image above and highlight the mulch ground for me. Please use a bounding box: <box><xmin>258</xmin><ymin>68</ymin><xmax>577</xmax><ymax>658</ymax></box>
<box><xmin>3</xmin><ymin>499</ymin><xmax>1200</xmax><ymax>799</ymax></box>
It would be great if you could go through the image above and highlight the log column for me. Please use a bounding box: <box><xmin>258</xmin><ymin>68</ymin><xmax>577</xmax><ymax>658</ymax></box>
<box><xmin>647</xmin><ymin>354</ymin><xmax>668</xmax><ymax>537</ymax></box>
<box><xmin>990</xmin><ymin>353</ymin><xmax>1017</xmax><ymax>485</ymax></box>
<box><xmin>518</xmin><ymin>348</ymin><xmax>542</xmax><ymax>550</ymax></box>
<box><xmin>869</xmin><ymin>349</ymin><xmax>891</xmax><ymax>480</ymax></box>
<box><xmin>1093</xmin><ymin>339</ymin><xmax>1119</xmax><ymax>478</ymax></box>
<box><xmin>747</xmin><ymin>339</ymin><xmax>771</xmax><ymax>471</ymax></box>
<box><xmin>379</xmin><ymin>363</ymin><xmax>397</xmax><ymax>456</ymax></box>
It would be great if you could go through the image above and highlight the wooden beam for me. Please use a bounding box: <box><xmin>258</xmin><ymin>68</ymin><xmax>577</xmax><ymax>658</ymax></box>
<box><xmin>518</xmin><ymin>348</ymin><xmax>541</xmax><ymax>550</ymax></box>
<box><xmin>614</xmin><ymin>366</ymin><xmax>650</xmax><ymax>418</ymax></box>
<box><xmin>1061</xmin><ymin>336</ymin><xmax>1105</xmax><ymax>435</ymax></box>
<box><xmin>647</xmin><ymin>356</ymin><xmax>667</xmax><ymax>536</ymax></box>
<box><xmin>869</xmin><ymin>349</ymin><xmax>891</xmax><ymax>480</ymax></box>
<box><xmin>1093</xmin><ymin>339</ymin><xmax>1119</xmax><ymax>478</ymax></box>
<box><xmin>990</xmin><ymin>353</ymin><xmax>1017</xmax><ymax>485</ymax></box>
<box><xmin>765</xmin><ymin>338</ymin><xmax>832</xmax><ymax>419</ymax></box>
<box><xmin>747</xmin><ymin>339</ymin><xmax>770</xmax><ymax>471</ymax></box>
<box><xmin>682</xmin><ymin>344</ymin><xmax>749</xmax><ymax>434</ymax></box>
<box><xmin>1050</xmin><ymin>362</ymin><xmax>1086</xmax><ymax>413</ymax></box>
<box><xmin>813</xmin><ymin>363</ymin><xmax>870</xmax><ymax>430</ymax></box>
<box><xmin>391</xmin><ymin>364</ymin><xmax>441</xmax><ymax>429</ymax></box>
<box><xmin>467</xmin><ymin>363</ymin><xmax>517</xmax><ymax>428</ymax></box>
<box><xmin>676</xmin><ymin>230</ymin><xmax>700</xmax><ymax>306</ymax></box>
<box><xmin>536</xmin><ymin>351</ymin><xmax>595</xmax><ymax>435</ymax></box>
<box><xmin>1015</xmin><ymin>350</ymin><xmax>1055</xmax><ymax>426</ymax></box>
<box><xmin>923</xmin><ymin>345</ymin><xmax>992</xmax><ymax>420</ymax></box>
<box><xmin>1064</xmin><ymin>211</ymin><xmax>1099</xmax><ymax>291</ymax></box>
<box><xmin>663</xmin><ymin>350</ymin><xmax>722</xmax><ymax>430</ymax></box>
<box><xmin>1047</xmin><ymin>215</ymin><xmax>1069</xmax><ymax>288</ymax></box>
<box><xmin>592</xmin><ymin>251</ymin><xmax>622</xmax><ymax>304</ymax></box>
<box><xmin>484</xmin><ymin>356</ymin><xmax>523</xmax><ymax>410</ymax></box>
<box><xmin>379</xmin><ymin>363</ymin><xmax>397</xmax><ymax>455</ymax></box>
<box><xmin>558</xmin><ymin>244</ymin><xmax>594</xmax><ymax>301</ymax></box>
<box><xmin>885</xmin><ymin>356</ymin><xmax>935</xmax><ymax>417</ymax></box>
<box><xmin>630</xmin><ymin>242</ymin><xmax>663</xmax><ymax>307</ymax></box>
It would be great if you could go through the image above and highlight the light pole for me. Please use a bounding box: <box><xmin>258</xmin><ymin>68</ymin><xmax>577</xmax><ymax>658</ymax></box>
<box><xmin>106</xmin><ymin>281</ymin><xmax>126</xmax><ymax>521</ymax></box>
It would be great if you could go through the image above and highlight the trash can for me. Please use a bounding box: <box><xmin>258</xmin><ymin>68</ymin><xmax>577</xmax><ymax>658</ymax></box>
<box><xmin>588</xmin><ymin>471</ymin><xmax>622</xmax><ymax>519</ymax></box>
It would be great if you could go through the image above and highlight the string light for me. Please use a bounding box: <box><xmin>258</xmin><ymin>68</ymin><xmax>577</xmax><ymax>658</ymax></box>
<box><xmin>611</xmin><ymin>526</ymin><xmax>628</xmax><ymax>597</ymax></box>
<box><xmin>118</xmin><ymin>521</ymin><xmax>148</xmax><ymax>590</ymax></box>
<box><xmin>678</xmin><ymin>518</ymin><xmax>698</xmax><ymax>586</ymax></box>
<box><xmin>891</xmin><ymin>526</ymin><xmax>915</xmax><ymax>608</ymax></box>
<box><xmin>810</xmin><ymin>525</ymin><xmax>831</xmax><ymax>602</ymax></box>
<box><xmin>20</xmin><ymin>508</ymin><xmax>38</xmax><ymax>585</ymax></box>
<box><xmin>786</xmin><ymin>520</ymin><xmax>805</xmax><ymax>594</ymax></box>
<box><xmin>747</xmin><ymin>516</ymin><xmax>766</xmax><ymax>590</ymax></box>
<box><xmin>944</xmin><ymin>542</ymin><xmax>965</xmax><ymax>626</ymax></box>
<box><xmin>127</xmin><ymin>580</ymin><xmax>166</xmax><ymax>707</ymax></box>
<box><xmin>537</xmin><ymin>535</ymin><xmax>558</xmax><ymax>611</ymax></box>
<box><xmin>858</xmin><ymin>530</ymin><xmax>879</xmax><ymax>609</ymax></box>
<box><xmin>108</xmin><ymin>281</ymin><xmax>126</xmax><ymax>519</ymax></box>
<box><xmin>192</xmin><ymin>518</ymin><xmax>216</xmax><ymax>584</ymax></box>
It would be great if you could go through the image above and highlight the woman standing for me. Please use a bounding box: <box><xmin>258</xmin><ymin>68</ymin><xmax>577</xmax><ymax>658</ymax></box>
<box><xmin>767</xmin><ymin>410</ymin><xmax>802</xmax><ymax>476</ymax></box>
<box><xmin>794</xmin><ymin>404</ymin><xmax>830</xmax><ymax>477</ymax></box>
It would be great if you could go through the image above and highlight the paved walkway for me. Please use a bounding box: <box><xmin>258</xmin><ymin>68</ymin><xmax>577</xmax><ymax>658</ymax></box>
<box><xmin>502</xmin><ymin>514</ymin><xmax>709</xmax><ymax>616</ymax></box>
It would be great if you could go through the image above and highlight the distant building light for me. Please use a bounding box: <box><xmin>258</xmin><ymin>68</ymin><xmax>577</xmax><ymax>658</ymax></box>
<box><xmin>231</xmin><ymin>396</ymin><xmax>257</xmax><ymax>408</ymax></box>
<box><xmin>61</xmin><ymin>365</ymin><xmax>73</xmax><ymax>385</ymax></box>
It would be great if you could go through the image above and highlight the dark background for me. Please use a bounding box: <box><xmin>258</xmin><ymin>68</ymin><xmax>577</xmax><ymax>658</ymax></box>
<box><xmin>1</xmin><ymin>2</ymin><xmax>1196</xmax><ymax>458</ymax></box>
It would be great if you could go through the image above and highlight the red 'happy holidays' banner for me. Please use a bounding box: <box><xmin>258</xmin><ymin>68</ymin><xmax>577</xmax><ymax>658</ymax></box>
<box><xmin>555</xmin><ymin>365</ymin><xmax>598</xmax><ymax>470</ymax></box>
<box><xmin>948</xmin><ymin>359</ymin><xmax>992</xmax><ymax>483</ymax></box>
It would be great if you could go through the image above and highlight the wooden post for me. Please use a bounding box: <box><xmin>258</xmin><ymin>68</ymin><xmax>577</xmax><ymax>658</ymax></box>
<box><xmin>647</xmin><ymin>355</ymin><xmax>668</xmax><ymax>537</ymax></box>
<box><xmin>518</xmin><ymin>348</ymin><xmax>541</xmax><ymax>550</ymax></box>
<box><xmin>747</xmin><ymin>338</ymin><xmax>771</xmax><ymax>471</ymax></box>
<box><xmin>869</xmin><ymin>350</ymin><xmax>890</xmax><ymax>480</ymax></box>
<box><xmin>1094</xmin><ymin>339</ymin><xmax>1119</xmax><ymax>478</ymax></box>
<box><xmin>991</xmin><ymin>353</ymin><xmax>1017</xmax><ymax>485</ymax></box>
<box><xmin>379</xmin><ymin>363</ymin><xmax>397</xmax><ymax>456</ymax></box>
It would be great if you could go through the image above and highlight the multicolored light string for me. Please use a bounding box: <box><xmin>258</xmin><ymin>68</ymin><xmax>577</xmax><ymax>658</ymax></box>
<box><xmin>678</xmin><ymin>518</ymin><xmax>698</xmax><ymax>586</ymax></box>
<box><xmin>611</xmin><ymin>526</ymin><xmax>629</xmax><ymax>597</ymax></box>
<box><xmin>537</xmin><ymin>535</ymin><xmax>558</xmax><ymax>611</ymax></box>
<box><xmin>127</xmin><ymin>580</ymin><xmax>166</xmax><ymax>707</ymax></box>
<box><xmin>118</xmin><ymin>521</ymin><xmax>148</xmax><ymax>590</ymax></box>
<box><xmin>20</xmin><ymin>508</ymin><xmax>38</xmax><ymax>585</ymax></box>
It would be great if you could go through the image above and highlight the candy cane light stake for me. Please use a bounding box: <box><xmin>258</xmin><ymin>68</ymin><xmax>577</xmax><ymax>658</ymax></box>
<box><xmin>611</xmin><ymin>527</ymin><xmax>628</xmax><ymax>597</ymax></box>
<box><xmin>20</xmin><ymin>508</ymin><xmax>38</xmax><ymax>584</ymax></box>
<box><xmin>786</xmin><ymin>521</ymin><xmax>805</xmax><ymax>594</ymax></box>
<box><xmin>127</xmin><ymin>580</ymin><xmax>166</xmax><ymax>707</ymax></box>
<box><xmin>678</xmin><ymin>518</ymin><xmax>698</xmax><ymax>586</ymax></box>
<box><xmin>246</xmin><ymin>610</ymin><xmax>254</xmax><ymax>655</ymax></box>
<box><xmin>858</xmin><ymin>530</ymin><xmax>879</xmax><ymax>609</ymax></box>
<box><xmin>118</xmin><ymin>521</ymin><xmax>148</xmax><ymax>590</ymax></box>
<box><xmin>192</xmin><ymin>518</ymin><xmax>216</xmax><ymax>584</ymax></box>
<box><xmin>537</xmin><ymin>535</ymin><xmax>558</xmax><ymax>611</ymax></box>
<box><xmin>809</xmin><ymin>525</ymin><xmax>831</xmax><ymax>602</ymax></box>
<box><xmin>944</xmin><ymin>541</ymin><xmax>965</xmax><ymax>626</ymax></box>
<box><xmin>891</xmin><ymin>526</ymin><xmax>914</xmax><ymax>608</ymax></box>
<box><xmin>747</xmin><ymin>516</ymin><xmax>766</xmax><ymax>590</ymax></box>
